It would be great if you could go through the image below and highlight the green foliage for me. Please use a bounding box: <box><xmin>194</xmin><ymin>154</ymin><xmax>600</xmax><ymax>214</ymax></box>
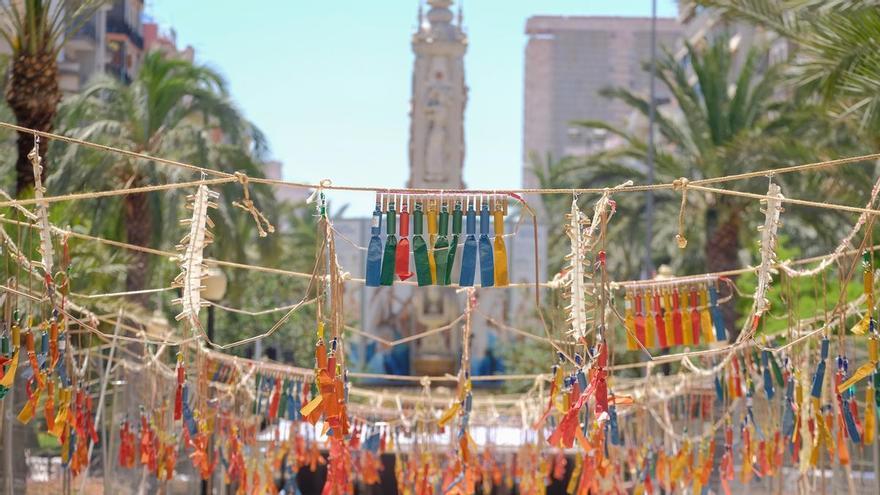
<box><xmin>51</xmin><ymin>51</ymin><xmax>273</xmax><ymax>292</ymax></box>
<box><xmin>0</xmin><ymin>0</ymin><xmax>107</xmax><ymax>57</ymax></box>
<box><xmin>736</xmin><ymin>235</ymin><xmax>868</xmax><ymax>338</ymax></box>
<box><xmin>700</xmin><ymin>0</ymin><xmax>880</xmax><ymax>136</ymax></box>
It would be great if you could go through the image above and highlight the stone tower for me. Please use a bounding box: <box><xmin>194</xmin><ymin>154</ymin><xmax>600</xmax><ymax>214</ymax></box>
<box><xmin>408</xmin><ymin>0</ymin><xmax>467</xmax><ymax>189</ymax></box>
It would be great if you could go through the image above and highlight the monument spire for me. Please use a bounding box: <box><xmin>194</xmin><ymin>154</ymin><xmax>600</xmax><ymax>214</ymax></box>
<box><xmin>408</xmin><ymin>0</ymin><xmax>467</xmax><ymax>189</ymax></box>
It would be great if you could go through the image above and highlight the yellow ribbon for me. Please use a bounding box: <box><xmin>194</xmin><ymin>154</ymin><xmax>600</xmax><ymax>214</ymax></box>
<box><xmin>0</xmin><ymin>349</ymin><xmax>19</xmax><ymax>388</ymax></box>
<box><xmin>645</xmin><ymin>303</ymin><xmax>656</xmax><ymax>349</ymax></box>
<box><xmin>493</xmin><ymin>210</ymin><xmax>509</xmax><ymax>286</ymax></box>
<box><xmin>836</xmin><ymin>338</ymin><xmax>878</xmax><ymax>393</ymax></box>
<box><xmin>681</xmin><ymin>291</ymin><xmax>693</xmax><ymax>346</ymax></box>
<box><xmin>699</xmin><ymin>288</ymin><xmax>714</xmax><ymax>343</ymax></box>
<box><xmin>624</xmin><ymin>294</ymin><xmax>638</xmax><ymax>351</ymax></box>
<box><xmin>17</xmin><ymin>385</ymin><xmax>42</xmax><ymax>424</ymax></box>
<box><xmin>438</xmin><ymin>402</ymin><xmax>461</xmax><ymax>428</ymax></box>
<box><xmin>50</xmin><ymin>388</ymin><xmax>71</xmax><ymax>438</ymax></box>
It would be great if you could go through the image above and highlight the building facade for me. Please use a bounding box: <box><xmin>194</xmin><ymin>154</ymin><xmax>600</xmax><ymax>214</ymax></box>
<box><xmin>521</xmin><ymin>16</ymin><xmax>682</xmax><ymax>188</ymax></box>
<box><xmin>58</xmin><ymin>0</ymin><xmax>146</xmax><ymax>93</ymax></box>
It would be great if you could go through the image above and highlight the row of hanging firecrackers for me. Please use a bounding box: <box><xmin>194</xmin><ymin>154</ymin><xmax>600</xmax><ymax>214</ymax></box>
<box><xmin>252</xmin><ymin>371</ymin><xmax>307</xmax><ymax>423</ymax></box>
<box><xmin>349</xmin><ymin>420</ymin><xmax>386</xmax><ymax>486</ymax></box>
<box><xmin>298</xmin><ymin>322</ymin><xmax>351</xmax><ymax>495</ymax></box>
<box><xmin>439</xmin><ymin>288</ymin><xmax>477</xmax><ymax>495</ymax></box>
<box><xmin>365</xmin><ymin>194</ymin><xmax>509</xmax><ymax>287</ymax></box>
<box><xmin>623</xmin><ymin>278</ymin><xmax>728</xmax><ymax>351</ymax></box>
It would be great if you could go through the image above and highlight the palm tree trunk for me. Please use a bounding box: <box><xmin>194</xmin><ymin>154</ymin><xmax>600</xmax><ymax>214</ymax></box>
<box><xmin>124</xmin><ymin>182</ymin><xmax>153</xmax><ymax>308</ymax></box>
<box><xmin>6</xmin><ymin>51</ymin><xmax>61</xmax><ymax>196</ymax></box>
<box><xmin>705</xmin><ymin>202</ymin><xmax>742</xmax><ymax>340</ymax></box>
<box><xmin>14</xmin><ymin>131</ymin><xmax>49</xmax><ymax>195</ymax></box>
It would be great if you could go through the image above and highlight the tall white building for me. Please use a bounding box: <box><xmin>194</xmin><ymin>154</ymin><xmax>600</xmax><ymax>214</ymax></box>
<box><xmin>522</xmin><ymin>16</ymin><xmax>682</xmax><ymax>188</ymax></box>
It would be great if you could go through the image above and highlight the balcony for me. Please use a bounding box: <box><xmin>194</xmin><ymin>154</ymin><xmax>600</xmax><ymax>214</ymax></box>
<box><xmin>107</xmin><ymin>17</ymin><xmax>143</xmax><ymax>50</ymax></box>
<box><xmin>65</xmin><ymin>17</ymin><xmax>98</xmax><ymax>52</ymax></box>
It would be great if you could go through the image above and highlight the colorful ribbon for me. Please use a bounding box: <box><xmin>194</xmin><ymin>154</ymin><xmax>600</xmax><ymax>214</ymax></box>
<box><xmin>493</xmin><ymin>207</ymin><xmax>508</xmax><ymax>286</ymax></box>
<box><xmin>412</xmin><ymin>203</ymin><xmax>432</xmax><ymax>286</ymax></box>
<box><xmin>379</xmin><ymin>200</ymin><xmax>398</xmax><ymax>286</ymax></box>
<box><xmin>365</xmin><ymin>205</ymin><xmax>383</xmax><ymax>287</ymax></box>
<box><xmin>395</xmin><ymin>200</ymin><xmax>413</xmax><ymax>281</ymax></box>
<box><xmin>478</xmin><ymin>202</ymin><xmax>494</xmax><ymax>287</ymax></box>
<box><xmin>460</xmin><ymin>202</ymin><xmax>477</xmax><ymax>287</ymax></box>
<box><xmin>434</xmin><ymin>203</ymin><xmax>451</xmax><ymax>285</ymax></box>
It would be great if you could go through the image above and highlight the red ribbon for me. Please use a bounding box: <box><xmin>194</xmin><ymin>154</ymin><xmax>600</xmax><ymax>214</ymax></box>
<box><xmin>653</xmin><ymin>294</ymin><xmax>667</xmax><ymax>348</ymax></box>
<box><xmin>634</xmin><ymin>294</ymin><xmax>646</xmax><ymax>346</ymax></box>
<box><xmin>671</xmin><ymin>291</ymin><xmax>684</xmax><ymax>345</ymax></box>
<box><xmin>395</xmin><ymin>208</ymin><xmax>413</xmax><ymax>280</ymax></box>
<box><xmin>689</xmin><ymin>290</ymin><xmax>701</xmax><ymax>345</ymax></box>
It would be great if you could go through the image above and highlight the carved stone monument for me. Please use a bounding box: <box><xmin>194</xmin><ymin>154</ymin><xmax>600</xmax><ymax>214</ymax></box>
<box><xmin>408</xmin><ymin>0</ymin><xmax>467</xmax><ymax>190</ymax></box>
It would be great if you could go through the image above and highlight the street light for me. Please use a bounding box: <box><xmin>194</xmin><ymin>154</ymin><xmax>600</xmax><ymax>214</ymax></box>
<box><xmin>201</xmin><ymin>264</ymin><xmax>226</xmax><ymax>495</ymax></box>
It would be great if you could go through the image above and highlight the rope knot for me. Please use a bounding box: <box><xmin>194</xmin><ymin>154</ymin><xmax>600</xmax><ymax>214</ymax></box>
<box><xmin>232</xmin><ymin>171</ymin><xmax>275</xmax><ymax>237</ymax></box>
<box><xmin>673</xmin><ymin>177</ymin><xmax>689</xmax><ymax>191</ymax></box>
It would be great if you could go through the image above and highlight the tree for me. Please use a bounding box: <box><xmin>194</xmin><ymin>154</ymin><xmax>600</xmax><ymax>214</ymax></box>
<box><xmin>570</xmin><ymin>36</ymin><xmax>871</xmax><ymax>338</ymax></box>
<box><xmin>0</xmin><ymin>0</ymin><xmax>106</xmax><ymax>195</ymax></box>
<box><xmin>699</xmin><ymin>0</ymin><xmax>880</xmax><ymax>140</ymax></box>
<box><xmin>53</xmin><ymin>51</ymin><xmax>271</xmax><ymax>307</ymax></box>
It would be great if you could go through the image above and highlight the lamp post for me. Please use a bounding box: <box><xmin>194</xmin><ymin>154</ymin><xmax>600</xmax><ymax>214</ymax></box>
<box><xmin>201</xmin><ymin>265</ymin><xmax>227</xmax><ymax>495</ymax></box>
<box><xmin>644</xmin><ymin>0</ymin><xmax>658</xmax><ymax>279</ymax></box>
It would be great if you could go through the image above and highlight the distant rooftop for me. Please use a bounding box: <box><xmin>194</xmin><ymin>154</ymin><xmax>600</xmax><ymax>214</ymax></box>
<box><xmin>526</xmin><ymin>15</ymin><xmax>681</xmax><ymax>33</ymax></box>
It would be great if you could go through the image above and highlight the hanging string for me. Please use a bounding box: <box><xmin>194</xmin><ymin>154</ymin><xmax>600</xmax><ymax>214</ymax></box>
<box><xmin>673</xmin><ymin>177</ymin><xmax>689</xmax><ymax>248</ymax></box>
<box><xmin>1</xmin><ymin>120</ymin><xmax>879</xmax><ymax>199</ymax></box>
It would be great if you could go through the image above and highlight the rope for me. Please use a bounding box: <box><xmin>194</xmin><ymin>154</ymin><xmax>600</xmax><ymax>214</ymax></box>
<box><xmin>0</xmin><ymin>121</ymin><xmax>234</xmax><ymax>178</ymax></box>
<box><xmin>0</xmin><ymin>177</ymin><xmax>235</xmax><ymax>209</ymax></box>
<box><xmin>231</xmin><ymin>171</ymin><xmax>275</xmax><ymax>237</ymax></box>
<box><xmin>689</xmin><ymin>183</ymin><xmax>880</xmax><ymax>216</ymax></box>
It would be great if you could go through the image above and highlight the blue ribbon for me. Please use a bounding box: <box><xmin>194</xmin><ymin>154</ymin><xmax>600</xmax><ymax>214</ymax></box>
<box><xmin>182</xmin><ymin>385</ymin><xmax>198</xmax><ymax>436</ymax></box>
<box><xmin>609</xmin><ymin>404</ymin><xmax>621</xmax><ymax>445</ymax></box>
<box><xmin>782</xmin><ymin>377</ymin><xmax>795</xmax><ymax>438</ymax></box>
<box><xmin>715</xmin><ymin>375</ymin><xmax>724</xmax><ymax>404</ymax></box>
<box><xmin>762</xmin><ymin>350</ymin><xmax>774</xmax><ymax>400</ymax></box>
<box><xmin>365</xmin><ymin>207</ymin><xmax>383</xmax><ymax>286</ymax></box>
<box><xmin>709</xmin><ymin>286</ymin><xmax>727</xmax><ymax>340</ymax></box>
<box><xmin>811</xmin><ymin>338</ymin><xmax>830</xmax><ymax>399</ymax></box>
<box><xmin>459</xmin><ymin>205</ymin><xmax>477</xmax><ymax>286</ymax></box>
<box><xmin>842</xmin><ymin>396</ymin><xmax>861</xmax><ymax>443</ymax></box>
<box><xmin>478</xmin><ymin>204</ymin><xmax>494</xmax><ymax>287</ymax></box>
<box><xmin>365</xmin><ymin>431</ymin><xmax>382</xmax><ymax>452</ymax></box>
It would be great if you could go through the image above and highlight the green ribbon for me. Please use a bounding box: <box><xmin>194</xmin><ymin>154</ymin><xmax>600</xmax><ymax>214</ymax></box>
<box><xmin>412</xmin><ymin>204</ymin><xmax>432</xmax><ymax>286</ymax></box>
<box><xmin>380</xmin><ymin>201</ymin><xmax>397</xmax><ymax>286</ymax></box>
<box><xmin>434</xmin><ymin>205</ymin><xmax>450</xmax><ymax>285</ymax></box>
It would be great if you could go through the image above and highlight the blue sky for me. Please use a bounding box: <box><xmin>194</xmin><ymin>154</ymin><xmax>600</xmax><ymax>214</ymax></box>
<box><xmin>147</xmin><ymin>0</ymin><xmax>678</xmax><ymax>213</ymax></box>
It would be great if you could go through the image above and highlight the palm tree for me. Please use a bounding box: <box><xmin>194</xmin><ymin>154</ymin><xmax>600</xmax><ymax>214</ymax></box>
<box><xmin>52</xmin><ymin>51</ymin><xmax>272</xmax><ymax>307</ymax></box>
<box><xmin>570</xmin><ymin>36</ymin><xmax>871</xmax><ymax>338</ymax></box>
<box><xmin>699</xmin><ymin>0</ymin><xmax>880</xmax><ymax>139</ymax></box>
<box><xmin>0</xmin><ymin>0</ymin><xmax>106</xmax><ymax>195</ymax></box>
